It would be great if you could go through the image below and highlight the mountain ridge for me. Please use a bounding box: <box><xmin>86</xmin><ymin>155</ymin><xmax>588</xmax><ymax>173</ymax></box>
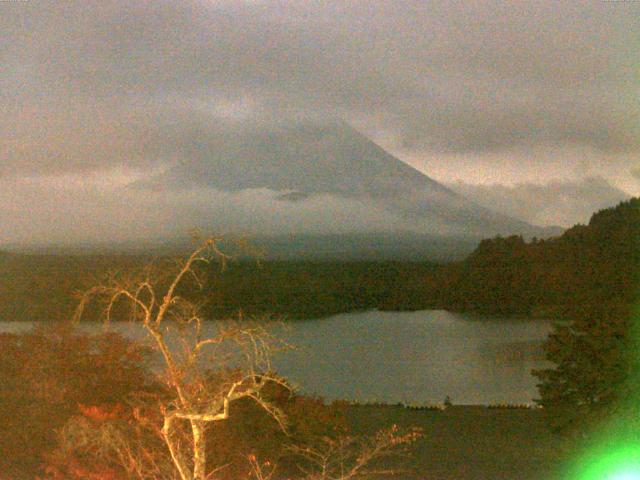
<box><xmin>135</xmin><ymin>120</ymin><xmax>557</xmax><ymax>239</ymax></box>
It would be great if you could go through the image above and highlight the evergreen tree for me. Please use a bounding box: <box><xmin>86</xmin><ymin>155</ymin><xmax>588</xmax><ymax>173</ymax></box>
<box><xmin>533</xmin><ymin>198</ymin><xmax>640</xmax><ymax>433</ymax></box>
<box><xmin>533</xmin><ymin>303</ymin><xmax>634</xmax><ymax>433</ymax></box>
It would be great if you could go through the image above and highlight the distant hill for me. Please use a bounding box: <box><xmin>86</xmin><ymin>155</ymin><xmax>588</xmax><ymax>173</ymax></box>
<box><xmin>392</xmin><ymin>198</ymin><xmax>640</xmax><ymax>317</ymax></box>
<box><xmin>136</xmin><ymin>120</ymin><xmax>558</xmax><ymax>240</ymax></box>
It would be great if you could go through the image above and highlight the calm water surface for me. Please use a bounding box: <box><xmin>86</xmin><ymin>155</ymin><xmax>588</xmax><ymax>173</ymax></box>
<box><xmin>1</xmin><ymin>310</ymin><xmax>552</xmax><ymax>405</ymax></box>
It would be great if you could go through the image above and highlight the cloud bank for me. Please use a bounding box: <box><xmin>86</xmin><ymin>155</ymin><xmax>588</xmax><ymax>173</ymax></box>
<box><xmin>0</xmin><ymin>174</ymin><xmax>419</xmax><ymax>246</ymax></box>
<box><xmin>1</xmin><ymin>1</ymin><xmax>638</xmax><ymax>178</ymax></box>
<box><xmin>1</xmin><ymin>0</ymin><xmax>638</xmax><ymax>244</ymax></box>
<box><xmin>449</xmin><ymin>177</ymin><xmax>632</xmax><ymax>227</ymax></box>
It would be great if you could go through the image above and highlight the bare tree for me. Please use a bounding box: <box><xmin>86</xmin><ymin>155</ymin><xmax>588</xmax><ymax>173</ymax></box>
<box><xmin>73</xmin><ymin>238</ymin><xmax>290</xmax><ymax>480</ymax></box>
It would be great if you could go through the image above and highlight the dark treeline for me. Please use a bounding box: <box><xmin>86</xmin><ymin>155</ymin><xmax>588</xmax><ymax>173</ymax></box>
<box><xmin>203</xmin><ymin>261</ymin><xmax>437</xmax><ymax>320</ymax></box>
<box><xmin>206</xmin><ymin>197</ymin><xmax>639</xmax><ymax>320</ymax></box>
<box><xmin>1</xmin><ymin>198</ymin><xmax>638</xmax><ymax>322</ymax></box>
<box><xmin>406</xmin><ymin>197</ymin><xmax>640</xmax><ymax>319</ymax></box>
<box><xmin>0</xmin><ymin>254</ymin><xmax>153</xmax><ymax>322</ymax></box>
<box><xmin>0</xmin><ymin>251</ymin><xmax>437</xmax><ymax>321</ymax></box>
<box><xmin>529</xmin><ymin>198</ymin><xmax>640</xmax><ymax>434</ymax></box>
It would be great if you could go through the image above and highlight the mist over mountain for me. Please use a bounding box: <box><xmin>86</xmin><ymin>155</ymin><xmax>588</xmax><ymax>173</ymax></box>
<box><xmin>136</xmin><ymin>121</ymin><xmax>557</xmax><ymax>241</ymax></box>
<box><xmin>1</xmin><ymin>120</ymin><xmax>562</xmax><ymax>255</ymax></box>
<box><xmin>449</xmin><ymin>177</ymin><xmax>632</xmax><ymax>228</ymax></box>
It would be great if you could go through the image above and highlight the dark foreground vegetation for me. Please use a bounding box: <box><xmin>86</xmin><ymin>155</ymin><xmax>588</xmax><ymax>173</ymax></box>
<box><xmin>0</xmin><ymin>239</ymin><xmax>428</xmax><ymax>480</ymax></box>
<box><xmin>345</xmin><ymin>404</ymin><xmax>566</xmax><ymax>480</ymax></box>
<box><xmin>0</xmin><ymin>324</ymin><xmax>416</xmax><ymax>479</ymax></box>
<box><xmin>0</xmin><ymin>322</ymin><xmax>568</xmax><ymax>480</ymax></box>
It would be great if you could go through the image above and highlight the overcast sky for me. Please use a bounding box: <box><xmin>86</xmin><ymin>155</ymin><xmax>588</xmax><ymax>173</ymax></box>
<box><xmin>1</xmin><ymin>0</ymin><xmax>638</xmax><ymax>243</ymax></box>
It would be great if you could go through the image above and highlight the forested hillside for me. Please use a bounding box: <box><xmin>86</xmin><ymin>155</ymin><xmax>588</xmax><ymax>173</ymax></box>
<box><xmin>203</xmin><ymin>261</ymin><xmax>436</xmax><ymax>320</ymax></box>
<box><xmin>386</xmin><ymin>198</ymin><xmax>639</xmax><ymax>318</ymax></box>
<box><xmin>529</xmin><ymin>198</ymin><xmax>640</xmax><ymax>433</ymax></box>
<box><xmin>0</xmin><ymin>254</ymin><xmax>151</xmax><ymax>322</ymax></box>
<box><xmin>0</xmin><ymin>253</ymin><xmax>436</xmax><ymax>321</ymax></box>
<box><xmin>1</xmin><ymin>199</ymin><xmax>637</xmax><ymax>322</ymax></box>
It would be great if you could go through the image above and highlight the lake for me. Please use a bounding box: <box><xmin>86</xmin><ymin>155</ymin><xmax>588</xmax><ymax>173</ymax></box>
<box><xmin>0</xmin><ymin>310</ymin><xmax>553</xmax><ymax>405</ymax></box>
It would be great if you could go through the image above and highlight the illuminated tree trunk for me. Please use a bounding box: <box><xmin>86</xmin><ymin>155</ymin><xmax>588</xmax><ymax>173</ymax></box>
<box><xmin>192</xmin><ymin>420</ymin><xmax>207</xmax><ymax>480</ymax></box>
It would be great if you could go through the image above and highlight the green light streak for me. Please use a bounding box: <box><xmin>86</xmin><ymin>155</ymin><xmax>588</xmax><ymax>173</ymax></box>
<box><xmin>567</xmin><ymin>301</ymin><xmax>640</xmax><ymax>480</ymax></box>
<box><xmin>571</xmin><ymin>443</ymin><xmax>640</xmax><ymax>480</ymax></box>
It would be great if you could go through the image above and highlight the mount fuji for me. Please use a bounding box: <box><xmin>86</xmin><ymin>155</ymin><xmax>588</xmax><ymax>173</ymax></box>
<box><xmin>136</xmin><ymin>120</ymin><xmax>557</xmax><ymax>243</ymax></box>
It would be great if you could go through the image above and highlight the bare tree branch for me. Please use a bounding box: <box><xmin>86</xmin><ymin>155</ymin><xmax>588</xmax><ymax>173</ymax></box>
<box><xmin>72</xmin><ymin>238</ymin><xmax>290</xmax><ymax>480</ymax></box>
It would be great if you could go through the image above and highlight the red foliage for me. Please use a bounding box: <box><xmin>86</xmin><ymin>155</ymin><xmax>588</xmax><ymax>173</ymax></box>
<box><xmin>0</xmin><ymin>323</ymin><xmax>150</xmax><ymax>479</ymax></box>
<box><xmin>78</xmin><ymin>404</ymin><xmax>123</xmax><ymax>423</ymax></box>
<box><xmin>2</xmin><ymin>326</ymin><xmax>350</xmax><ymax>480</ymax></box>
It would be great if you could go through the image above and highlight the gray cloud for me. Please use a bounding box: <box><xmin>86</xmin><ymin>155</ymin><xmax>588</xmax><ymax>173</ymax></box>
<box><xmin>449</xmin><ymin>176</ymin><xmax>632</xmax><ymax>227</ymax></box>
<box><xmin>1</xmin><ymin>0</ymin><xmax>638</xmax><ymax>178</ymax></box>
<box><xmin>1</xmin><ymin>0</ymin><xmax>638</xmax><ymax>246</ymax></box>
<box><xmin>0</xmin><ymin>175</ymin><xmax>421</xmax><ymax>245</ymax></box>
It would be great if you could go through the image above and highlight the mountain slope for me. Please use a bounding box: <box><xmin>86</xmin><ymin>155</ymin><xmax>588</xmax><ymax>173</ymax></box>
<box><xmin>138</xmin><ymin>120</ymin><xmax>556</xmax><ymax>238</ymax></box>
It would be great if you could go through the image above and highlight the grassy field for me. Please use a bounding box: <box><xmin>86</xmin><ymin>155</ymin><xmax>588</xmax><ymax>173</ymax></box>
<box><xmin>345</xmin><ymin>405</ymin><xmax>569</xmax><ymax>480</ymax></box>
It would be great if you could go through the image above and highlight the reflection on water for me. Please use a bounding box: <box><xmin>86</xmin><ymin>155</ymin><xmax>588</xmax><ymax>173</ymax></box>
<box><xmin>0</xmin><ymin>310</ymin><xmax>552</xmax><ymax>405</ymax></box>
